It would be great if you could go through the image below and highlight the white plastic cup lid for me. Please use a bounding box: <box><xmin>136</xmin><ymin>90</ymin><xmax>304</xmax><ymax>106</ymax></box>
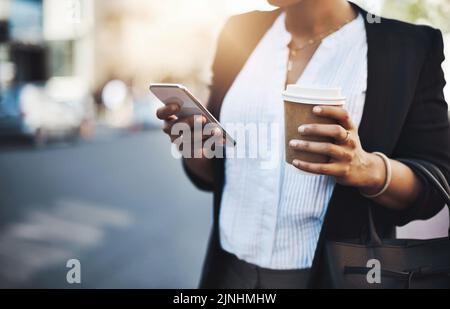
<box><xmin>282</xmin><ymin>85</ymin><xmax>346</xmax><ymax>105</ymax></box>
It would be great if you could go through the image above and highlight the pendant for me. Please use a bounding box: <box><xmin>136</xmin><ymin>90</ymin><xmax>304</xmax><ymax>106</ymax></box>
<box><xmin>287</xmin><ymin>60</ymin><xmax>293</xmax><ymax>72</ymax></box>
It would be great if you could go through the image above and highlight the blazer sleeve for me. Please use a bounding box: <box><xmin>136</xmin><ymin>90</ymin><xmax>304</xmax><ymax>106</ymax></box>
<box><xmin>393</xmin><ymin>28</ymin><xmax>450</xmax><ymax>225</ymax></box>
<box><xmin>182</xmin><ymin>159</ymin><xmax>214</xmax><ymax>192</ymax></box>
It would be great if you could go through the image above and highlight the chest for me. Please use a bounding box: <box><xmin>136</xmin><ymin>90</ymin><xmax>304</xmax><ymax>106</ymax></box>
<box><xmin>220</xmin><ymin>25</ymin><xmax>368</xmax><ymax>130</ymax></box>
<box><xmin>286</xmin><ymin>44</ymin><xmax>320</xmax><ymax>85</ymax></box>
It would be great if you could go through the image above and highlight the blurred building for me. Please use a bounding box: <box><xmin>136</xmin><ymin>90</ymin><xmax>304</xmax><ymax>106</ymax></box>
<box><xmin>1</xmin><ymin>0</ymin><xmax>449</xmax><ymax>137</ymax></box>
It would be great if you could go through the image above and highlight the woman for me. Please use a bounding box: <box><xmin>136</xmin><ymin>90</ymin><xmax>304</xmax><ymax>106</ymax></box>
<box><xmin>156</xmin><ymin>0</ymin><xmax>450</xmax><ymax>288</ymax></box>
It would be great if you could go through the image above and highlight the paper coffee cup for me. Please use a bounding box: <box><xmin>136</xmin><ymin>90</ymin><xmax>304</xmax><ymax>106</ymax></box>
<box><xmin>283</xmin><ymin>85</ymin><xmax>345</xmax><ymax>172</ymax></box>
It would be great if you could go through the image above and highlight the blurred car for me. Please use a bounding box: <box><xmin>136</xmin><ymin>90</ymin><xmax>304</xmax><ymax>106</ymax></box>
<box><xmin>0</xmin><ymin>83</ymin><xmax>34</xmax><ymax>144</ymax></box>
<box><xmin>0</xmin><ymin>78</ymin><xmax>95</xmax><ymax>146</ymax></box>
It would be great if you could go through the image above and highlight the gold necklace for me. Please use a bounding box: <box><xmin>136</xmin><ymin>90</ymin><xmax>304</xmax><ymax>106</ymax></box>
<box><xmin>287</xmin><ymin>18</ymin><xmax>352</xmax><ymax>72</ymax></box>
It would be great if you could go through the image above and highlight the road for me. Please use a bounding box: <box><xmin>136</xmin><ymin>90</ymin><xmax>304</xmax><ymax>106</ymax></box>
<box><xmin>0</xmin><ymin>127</ymin><xmax>447</xmax><ymax>288</ymax></box>
<box><xmin>0</xmin><ymin>129</ymin><xmax>212</xmax><ymax>288</ymax></box>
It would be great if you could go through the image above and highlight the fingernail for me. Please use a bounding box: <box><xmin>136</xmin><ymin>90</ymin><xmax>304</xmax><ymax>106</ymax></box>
<box><xmin>289</xmin><ymin>140</ymin><xmax>302</xmax><ymax>147</ymax></box>
<box><xmin>298</xmin><ymin>126</ymin><xmax>306</xmax><ymax>133</ymax></box>
<box><xmin>293</xmin><ymin>160</ymin><xmax>301</xmax><ymax>166</ymax></box>
<box><xmin>313</xmin><ymin>106</ymin><xmax>322</xmax><ymax>113</ymax></box>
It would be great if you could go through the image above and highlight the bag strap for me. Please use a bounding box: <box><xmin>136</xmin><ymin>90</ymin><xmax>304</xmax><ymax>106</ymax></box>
<box><xmin>397</xmin><ymin>159</ymin><xmax>450</xmax><ymax>206</ymax></box>
<box><xmin>368</xmin><ymin>159</ymin><xmax>450</xmax><ymax>245</ymax></box>
<box><xmin>418</xmin><ymin>160</ymin><xmax>450</xmax><ymax>193</ymax></box>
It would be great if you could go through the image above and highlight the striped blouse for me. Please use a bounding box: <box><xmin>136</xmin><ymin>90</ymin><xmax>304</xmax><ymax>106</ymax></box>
<box><xmin>219</xmin><ymin>12</ymin><xmax>368</xmax><ymax>270</ymax></box>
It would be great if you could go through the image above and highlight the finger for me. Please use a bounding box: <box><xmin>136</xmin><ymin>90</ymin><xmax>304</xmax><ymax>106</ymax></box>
<box><xmin>169</xmin><ymin>115</ymin><xmax>209</xmax><ymax>144</ymax></box>
<box><xmin>171</xmin><ymin>134</ymin><xmax>182</xmax><ymax>143</ymax></box>
<box><xmin>292</xmin><ymin>160</ymin><xmax>349</xmax><ymax>177</ymax></box>
<box><xmin>166</xmin><ymin>115</ymin><xmax>178</xmax><ymax>122</ymax></box>
<box><xmin>178</xmin><ymin>115</ymin><xmax>207</xmax><ymax>129</ymax></box>
<box><xmin>289</xmin><ymin>140</ymin><xmax>353</xmax><ymax>161</ymax></box>
<box><xmin>298</xmin><ymin>124</ymin><xmax>348</xmax><ymax>141</ymax></box>
<box><xmin>190</xmin><ymin>127</ymin><xmax>223</xmax><ymax>147</ymax></box>
<box><xmin>156</xmin><ymin>103</ymin><xmax>180</xmax><ymax>120</ymax></box>
<box><xmin>178</xmin><ymin>127</ymin><xmax>223</xmax><ymax>157</ymax></box>
<box><xmin>162</xmin><ymin>120</ymin><xmax>182</xmax><ymax>142</ymax></box>
<box><xmin>177</xmin><ymin>139</ymin><xmax>207</xmax><ymax>159</ymax></box>
<box><xmin>162</xmin><ymin>117</ymin><xmax>178</xmax><ymax>134</ymax></box>
<box><xmin>312</xmin><ymin>106</ymin><xmax>354</xmax><ymax>130</ymax></box>
<box><xmin>166</xmin><ymin>115</ymin><xmax>203</xmax><ymax>138</ymax></box>
<box><xmin>202</xmin><ymin>125</ymin><xmax>223</xmax><ymax>141</ymax></box>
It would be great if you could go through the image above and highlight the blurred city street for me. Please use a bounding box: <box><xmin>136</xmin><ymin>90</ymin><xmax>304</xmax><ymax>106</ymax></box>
<box><xmin>0</xmin><ymin>128</ymin><xmax>212</xmax><ymax>288</ymax></box>
<box><xmin>0</xmin><ymin>0</ymin><xmax>449</xmax><ymax>290</ymax></box>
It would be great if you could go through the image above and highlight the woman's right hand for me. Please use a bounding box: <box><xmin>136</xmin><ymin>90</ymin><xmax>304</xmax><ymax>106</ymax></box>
<box><xmin>156</xmin><ymin>103</ymin><xmax>221</xmax><ymax>159</ymax></box>
<box><xmin>156</xmin><ymin>102</ymin><xmax>217</xmax><ymax>185</ymax></box>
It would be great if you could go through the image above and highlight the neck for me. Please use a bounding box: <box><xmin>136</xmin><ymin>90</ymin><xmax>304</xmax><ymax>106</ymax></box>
<box><xmin>285</xmin><ymin>0</ymin><xmax>356</xmax><ymax>37</ymax></box>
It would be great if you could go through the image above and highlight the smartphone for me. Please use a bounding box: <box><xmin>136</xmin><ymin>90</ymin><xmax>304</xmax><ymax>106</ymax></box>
<box><xmin>150</xmin><ymin>83</ymin><xmax>236</xmax><ymax>146</ymax></box>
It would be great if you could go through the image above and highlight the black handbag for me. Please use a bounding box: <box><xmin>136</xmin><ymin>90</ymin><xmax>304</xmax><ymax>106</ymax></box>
<box><xmin>322</xmin><ymin>159</ymin><xmax>450</xmax><ymax>289</ymax></box>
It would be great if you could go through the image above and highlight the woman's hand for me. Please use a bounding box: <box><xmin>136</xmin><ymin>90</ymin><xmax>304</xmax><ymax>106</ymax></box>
<box><xmin>156</xmin><ymin>103</ymin><xmax>220</xmax><ymax>185</ymax></box>
<box><xmin>156</xmin><ymin>103</ymin><xmax>222</xmax><ymax>159</ymax></box>
<box><xmin>288</xmin><ymin>106</ymin><xmax>386</xmax><ymax>194</ymax></box>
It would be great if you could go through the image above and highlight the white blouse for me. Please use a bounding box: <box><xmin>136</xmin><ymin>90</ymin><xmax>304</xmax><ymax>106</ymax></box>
<box><xmin>219</xmin><ymin>12</ymin><xmax>368</xmax><ymax>270</ymax></box>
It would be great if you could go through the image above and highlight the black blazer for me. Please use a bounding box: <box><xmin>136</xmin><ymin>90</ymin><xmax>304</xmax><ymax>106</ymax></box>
<box><xmin>183</xmin><ymin>4</ymin><xmax>450</xmax><ymax>288</ymax></box>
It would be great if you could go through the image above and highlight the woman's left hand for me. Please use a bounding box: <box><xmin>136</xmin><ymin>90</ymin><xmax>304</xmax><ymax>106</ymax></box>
<box><xmin>289</xmin><ymin>106</ymin><xmax>386</xmax><ymax>193</ymax></box>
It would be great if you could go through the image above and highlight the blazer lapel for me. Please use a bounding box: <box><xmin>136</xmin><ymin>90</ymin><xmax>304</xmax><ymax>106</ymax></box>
<box><xmin>358</xmin><ymin>14</ymin><xmax>398</xmax><ymax>154</ymax></box>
